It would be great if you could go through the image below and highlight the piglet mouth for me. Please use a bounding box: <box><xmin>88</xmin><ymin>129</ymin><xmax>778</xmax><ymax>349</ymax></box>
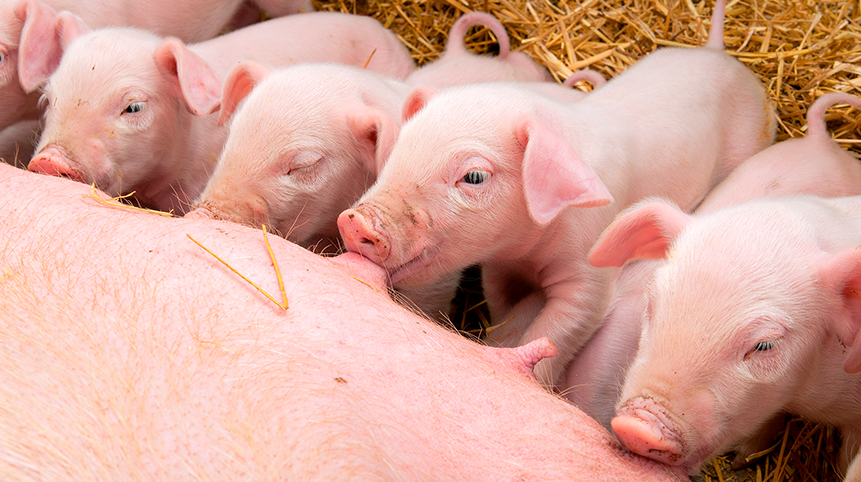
<box><xmin>387</xmin><ymin>244</ymin><xmax>439</xmax><ymax>285</ymax></box>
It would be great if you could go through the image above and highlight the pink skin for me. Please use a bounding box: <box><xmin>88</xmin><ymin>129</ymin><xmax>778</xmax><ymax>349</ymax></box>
<box><xmin>588</xmin><ymin>196</ymin><xmax>861</xmax><ymax>476</ymax></box>
<box><xmin>571</xmin><ymin>92</ymin><xmax>861</xmax><ymax>435</ymax></box>
<box><xmin>0</xmin><ymin>0</ymin><xmax>316</xmax><ymax>168</ymax></box>
<box><xmin>406</xmin><ymin>11</ymin><xmax>552</xmax><ymax>86</ymax></box>
<box><xmin>189</xmin><ymin>62</ymin><xmax>413</xmax><ymax>251</ymax></box>
<box><xmin>23</xmin><ymin>13</ymin><xmax>416</xmax><ymax>215</ymax></box>
<box><xmin>0</xmin><ymin>162</ymin><xmax>687</xmax><ymax>481</ymax></box>
<box><xmin>338</xmin><ymin>0</ymin><xmax>774</xmax><ymax>387</ymax></box>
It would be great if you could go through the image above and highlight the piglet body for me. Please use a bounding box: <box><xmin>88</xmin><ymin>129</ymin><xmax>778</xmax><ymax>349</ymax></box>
<box><xmin>587</xmin><ymin>95</ymin><xmax>861</xmax><ymax>475</ymax></box>
<box><xmin>591</xmin><ymin>195</ymin><xmax>861</xmax><ymax>476</ymax></box>
<box><xmin>24</xmin><ymin>12</ymin><xmax>415</xmax><ymax>214</ymax></box>
<box><xmin>338</xmin><ymin>0</ymin><xmax>774</xmax><ymax>386</ymax></box>
<box><xmin>406</xmin><ymin>12</ymin><xmax>551</xmax><ymax>86</ymax></box>
<box><xmin>574</xmin><ymin>93</ymin><xmax>861</xmax><ymax>431</ymax></box>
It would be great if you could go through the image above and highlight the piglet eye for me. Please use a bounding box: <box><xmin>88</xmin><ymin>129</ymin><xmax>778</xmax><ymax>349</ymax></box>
<box><xmin>462</xmin><ymin>170</ymin><xmax>490</xmax><ymax>185</ymax></box>
<box><xmin>754</xmin><ymin>340</ymin><xmax>777</xmax><ymax>351</ymax></box>
<box><xmin>124</xmin><ymin>101</ymin><xmax>145</xmax><ymax>114</ymax></box>
<box><xmin>0</xmin><ymin>53</ymin><xmax>5</xmax><ymax>63</ymax></box>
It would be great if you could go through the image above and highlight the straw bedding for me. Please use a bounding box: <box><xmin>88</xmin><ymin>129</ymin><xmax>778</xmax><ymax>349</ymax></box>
<box><xmin>314</xmin><ymin>0</ymin><xmax>857</xmax><ymax>480</ymax></box>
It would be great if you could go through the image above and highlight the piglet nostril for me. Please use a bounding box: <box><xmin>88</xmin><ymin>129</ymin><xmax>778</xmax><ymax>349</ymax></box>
<box><xmin>359</xmin><ymin>237</ymin><xmax>376</xmax><ymax>246</ymax></box>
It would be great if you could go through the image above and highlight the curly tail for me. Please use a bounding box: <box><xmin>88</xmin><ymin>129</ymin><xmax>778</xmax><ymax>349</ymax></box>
<box><xmin>563</xmin><ymin>69</ymin><xmax>607</xmax><ymax>89</ymax></box>
<box><xmin>806</xmin><ymin>93</ymin><xmax>861</xmax><ymax>139</ymax></box>
<box><xmin>446</xmin><ymin>12</ymin><xmax>511</xmax><ymax>60</ymax></box>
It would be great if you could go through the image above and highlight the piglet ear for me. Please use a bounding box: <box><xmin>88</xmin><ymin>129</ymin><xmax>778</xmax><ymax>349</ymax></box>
<box><xmin>588</xmin><ymin>200</ymin><xmax>692</xmax><ymax>267</ymax></box>
<box><xmin>817</xmin><ymin>248</ymin><xmax>861</xmax><ymax>374</ymax></box>
<box><xmin>154</xmin><ymin>38</ymin><xmax>222</xmax><ymax>116</ymax></box>
<box><xmin>517</xmin><ymin>117</ymin><xmax>612</xmax><ymax>225</ymax></box>
<box><xmin>16</xmin><ymin>1</ymin><xmax>90</xmax><ymax>92</ymax></box>
<box><xmin>402</xmin><ymin>86</ymin><xmax>437</xmax><ymax>123</ymax></box>
<box><xmin>218</xmin><ymin>59</ymin><xmax>272</xmax><ymax>126</ymax></box>
<box><xmin>348</xmin><ymin>107</ymin><xmax>399</xmax><ymax>175</ymax></box>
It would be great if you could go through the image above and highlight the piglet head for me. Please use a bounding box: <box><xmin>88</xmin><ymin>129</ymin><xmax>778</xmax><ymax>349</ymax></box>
<box><xmin>603</xmin><ymin>199</ymin><xmax>847</xmax><ymax>472</ymax></box>
<box><xmin>197</xmin><ymin>64</ymin><xmax>400</xmax><ymax>251</ymax></box>
<box><xmin>339</xmin><ymin>84</ymin><xmax>612</xmax><ymax>289</ymax></box>
<box><xmin>29</xmin><ymin>28</ymin><xmax>222</xmax><ymax>208</ymax></box>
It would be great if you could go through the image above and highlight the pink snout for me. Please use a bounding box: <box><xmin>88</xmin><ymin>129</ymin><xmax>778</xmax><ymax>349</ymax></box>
<box><xmin>612</xmin><ymin>397</ymin><xmax>686</xmax><ymax>465</ymax></box>
<box><xmin>337</xmin><ymin>206</ymin><xmax>391</xmax><ymax>264</ymax></box>
<box><xmin>28</xmin><ymin>145</ymin><xmax>86</xmax><ymax>183</ymax></box>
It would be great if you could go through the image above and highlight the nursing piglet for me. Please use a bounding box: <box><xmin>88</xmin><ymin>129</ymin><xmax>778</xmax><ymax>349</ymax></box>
<box><xmin>587</xmin><ymin>93</ymin><xmax>861</xmax><ymax>475</ymax></box>
<box><xmin>406</xmin><ymin>12</ymin><xmax>551</xmax><ymax>86</ymax></box>
<box><xmin>575</xmin><ymin>92</ymin><xmax>861</xmax><ymax>430</ymax></box>
<box><xmin>23</xmin><ymin>12</ymin><xmax>415</xmax><ymax>214</ymax></box>
<box><xmin>191</xmin><ymin>61</ymin><xmax>413</xmax><ymax>252</ymax></box>
<box><xmin>587</xmin><ymin>194</ymin><xmax>861</xmax><ymax>477</ymax></box>
<box><xmin>338</xmin><ymin>0</ymin><xmax>774</xmax><ymax>386</ymax></box>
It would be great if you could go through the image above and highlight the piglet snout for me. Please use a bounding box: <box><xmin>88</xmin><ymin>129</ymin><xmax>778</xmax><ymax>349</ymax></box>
<box><xmin>612</xmin><ymin>397</ymin><xmax>686</xmax><ymax>465</ymax></box>
<box><xmin>338</xmin><ymin>205</ymin><xmax>391</xmax><ymax>264</ymax></box>
<box><xmin>28</xmin><ymin>145</ymin><xmax>86</xmax><ymax>183</ymax></box>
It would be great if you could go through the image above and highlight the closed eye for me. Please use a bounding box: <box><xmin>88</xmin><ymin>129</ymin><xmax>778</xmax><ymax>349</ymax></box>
<box><xmin>754</xmin><ymin>340</ymin><xmax>777</xmax><ymax>351</ymax></box>
<box><xmin>744</xmin><ymin>338</ymin><xmax>780</xmax><ymax>361</ymax></box>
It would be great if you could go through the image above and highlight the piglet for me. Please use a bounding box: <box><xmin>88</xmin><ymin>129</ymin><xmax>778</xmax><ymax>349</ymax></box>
<box><xmin>587</xmin><ymin>194</ymin><xmax>861</xmax><ymax>477</ymax></box>
<box><xmin>406</xmin><ymin>12</ymin><xmax>552</xmax><ymax>86</ymax></box>
<box><xmin>0</xmin><ymin>0</ymin><xmax>314</xmax><ymax>171</ymax></box>
<box><xmin>22</xmin><ymin>12</ymin><xmax>415</xmax><ymax>215</ymax></box>
<box><xmin>338</xmin><ymin>0</ymin><xmax>775</xmax><ymax>386</ymax></box>
<box><xmin>190</xmin><ymin>61</ymin><xmax>413</xmax><ymax>252</ymax></box>
<box><xmin>573</xmin><ymin>93</ymin><xmax>861</xmax><ymax>431</ymax></box>
<box><xmin>587</xmin><ymin>96</ymin><xmax>861</xmax><ymax>477</ymax></box>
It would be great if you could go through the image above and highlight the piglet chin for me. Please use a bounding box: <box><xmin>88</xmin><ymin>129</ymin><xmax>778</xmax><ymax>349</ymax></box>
<box><xmin>612</xmin><ymin>397</ymin><xmax>686</xmax><ymax>466</ymax></box>
<box><xmin>388</xmin><ymin>245</ymin><xmax>439</xmax><ymax>285</ymax></box>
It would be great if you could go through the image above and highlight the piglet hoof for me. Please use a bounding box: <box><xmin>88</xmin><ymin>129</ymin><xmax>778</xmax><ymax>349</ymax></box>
<box><xmin>331</xmin><ymin>252</ymin><xmax>388</xmax><ymax>292</ymax></box>
<box><xmin>612</xmin><ymin>397</ymin><xmax>685</xmax><ymax>465</ymax></box>
<box><xmin>497</xmin><ymin>337</ymin><xmax>557</xmax><ymax>382</ymax></box>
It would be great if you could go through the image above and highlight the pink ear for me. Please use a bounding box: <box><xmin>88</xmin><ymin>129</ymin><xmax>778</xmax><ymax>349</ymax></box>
<box><xmin>402</xmin><ymin>86</ymin><xmax>437</xmax><ymax>123</ymax></box>
<box><xmin>817</xmin><ymin>248</ymin><xmax>861</xmax><ymax>374</ymax></box>
<box><xmin>218</xmin><ymin>60</ymin><xmax>272</xmax><ymax>126</ymax></box>
<box><xmin>517</xmin><ymin>118</ymin><xmax>612</xmax><ymax>225</ymax></box>
<box><xmin>16</xmin><ymin>1</ymin><xmax>89</xmax><ymax>92</ymax></box>
<box><xmin>348</xmin><ymin>107</ymin><xmax>399</xmax><ymax>175</ymax></box>
<box><xmin>154</xmin><ymin>38</ymin><xmax>222</xmax><ymax>116</ymax></box>
<box><xmin>589</xmin><ymin>200</ymin><xmax>692</xmax><ymax>268</ymax></box>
